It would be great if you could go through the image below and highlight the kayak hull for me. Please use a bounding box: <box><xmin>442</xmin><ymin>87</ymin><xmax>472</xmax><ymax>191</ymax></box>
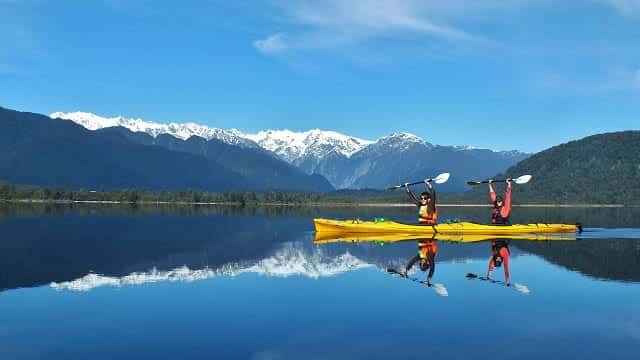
<box><xmin>313</xmin><ymin>218</ymin><xmax>579</xmax><ymax>235</ymax></box>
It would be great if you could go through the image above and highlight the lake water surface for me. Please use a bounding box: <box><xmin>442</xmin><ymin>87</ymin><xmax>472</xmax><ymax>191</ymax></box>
<box><xmin>1</xmin><ymin>204</ymin><xmax>639</xmax><ymax>359</ymax></box>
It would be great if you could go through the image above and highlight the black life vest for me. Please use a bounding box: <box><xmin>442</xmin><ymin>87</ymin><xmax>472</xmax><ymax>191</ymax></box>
<box><xmin>491</xmin><ymin>240</ymin><xmax>510</xmax><ymax>266</ymax></box>
<box><xmin>491</xmin><ymin>207</ymin><xmax>510</xmax><ymax>224</ymax></box>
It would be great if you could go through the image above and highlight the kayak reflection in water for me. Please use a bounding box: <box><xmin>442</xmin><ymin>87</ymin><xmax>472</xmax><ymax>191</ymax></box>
<box><xmin>403</xmin><ymin>239</ymin><xmax>437</xmax><ymax>286</ymax></box>
<box><xmin>489</xmin><ymin>178</ymin><xmax>512</xmax><ymax>224</ymax></box>
<box><xmin>405</xmin><ymin>179</ymin><xmax>438</xmax><ymax>225</ymax></box>
<box><xmin>487</xmin><ymin>240</ymin><xmax>510</xmax><ymax>286</ymax></box>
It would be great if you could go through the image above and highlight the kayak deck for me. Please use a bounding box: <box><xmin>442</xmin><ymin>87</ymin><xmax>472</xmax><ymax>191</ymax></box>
<box><xmin>313</xmin><ymin>218</ymin><xmax>579</xmax><ymax>235</ymax></box>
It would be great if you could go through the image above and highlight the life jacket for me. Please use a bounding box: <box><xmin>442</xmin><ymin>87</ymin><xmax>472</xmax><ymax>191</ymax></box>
<box><xmin>419</xmin><ymin>240</ymin><xmax>438</xmax><ymax>259</ymax></box>
<box><xmin>419</xmin><ymin>206</ymin><xmax>438</xmax><ymax>225</ymax></box>
<box><xmin>491</xmin><ymin>206</ymin><xmax>510</xmax><ymax>224</ymax></box>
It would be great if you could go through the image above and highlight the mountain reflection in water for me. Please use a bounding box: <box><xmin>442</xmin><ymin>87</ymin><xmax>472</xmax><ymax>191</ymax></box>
<box><xmin>1</xmin><ymin>203</ymin><xmax>640</xmax><ymax>294</ymax></box>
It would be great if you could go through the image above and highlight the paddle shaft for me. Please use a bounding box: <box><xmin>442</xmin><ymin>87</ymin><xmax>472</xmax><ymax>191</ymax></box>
<box><xmin>469</xmin><ymin>179</ymin><xmax>511</xmax><ymax>185</ymax></box>
<box><xmin>388</xmin><ymin>180</ymin><xmax>431</xmax><ymax>190</ymax></box>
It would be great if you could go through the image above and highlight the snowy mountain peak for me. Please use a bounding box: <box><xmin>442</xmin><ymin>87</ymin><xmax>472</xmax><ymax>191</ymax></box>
<box><xmin>243</xmin><ymin>128</ymin><xmax>373</xmax><ymax>163</ymax></box>
<box><xmin>50</xmin><ymin>111</ymin><xmax>259</xmax><ymax>149</ymax></box>
<box><xmin>374</xmin><ymin>132</ymin><xmax>430</xmax><ymax>149</ymax></box>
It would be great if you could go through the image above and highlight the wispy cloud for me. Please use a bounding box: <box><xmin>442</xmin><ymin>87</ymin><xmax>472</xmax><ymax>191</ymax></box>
<box><xmin>254</xmin><ymin>0</ymin><xmax>488</xmax><ymax>55</ymax></box>
<box><xmin>601</xmin><ymin>0</ymin><xmax>640</xmax><ymax>16</ymax></box>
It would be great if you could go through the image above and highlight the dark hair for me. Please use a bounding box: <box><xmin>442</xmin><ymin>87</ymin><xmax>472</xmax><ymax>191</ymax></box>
<box><xmin>493</xmin><ymin>256</ymin><xmax>503</xmax><ymax>268</ymax></box>
<box><xmin>420</xmin><ymin>260</ymin><xmax>430</xmax><ymax>272</ymax></box>
<box><xmin>420</xmin><ymin>192</ymin><xmax>431</xmax><ymax>199</ymax></box>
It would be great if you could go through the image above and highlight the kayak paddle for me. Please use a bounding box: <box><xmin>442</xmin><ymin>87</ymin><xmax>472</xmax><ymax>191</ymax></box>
<box><xmin>466</xmin><ymin>174</ymin><xmax>532</xmax><ymax>186</ymax></box>
<box><xmin>387</xmin><ymin>172</ymin><xmax>450</xmax><ymax>190</ymax></box>
<box><xmin>387</xmin><ymin>268</ymin><xmax>448</xmax><ymax>296</ymax></box>
<box><xmin>465</xmin><ymin>273</ymin><xmax>530</xmax><ymax>295</ymax></box>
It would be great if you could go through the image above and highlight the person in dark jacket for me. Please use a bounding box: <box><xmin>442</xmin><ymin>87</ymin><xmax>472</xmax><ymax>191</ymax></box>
<box><xmin>489</xmin><ymin>178</ymin><xmax>512</xmax><ymax>224</ymax></box>
<box><xmin>487</xmin><ymin>239</ymin><xmax>510</xmax><ymax>286</ymax></box>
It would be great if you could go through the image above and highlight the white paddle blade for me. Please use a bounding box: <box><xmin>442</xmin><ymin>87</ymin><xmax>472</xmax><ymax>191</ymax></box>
<box><xmin>514</xmin><ymin>175</ymin><xmax>532</xmax><ymax>185</ymax></box>
<box><xmin>431</xmin><ymin>283</ymin><xmax>449</xmax><ymax>297</ymax></box>
<box><xmin>433</xmin><ymin>173</ymin><xmax>450</xmax><ymax>184</ymax></box>
<box><xmin>513</xmin><ymin>283</ymin><xmax>530</xmax><ymax>295</ymax></box>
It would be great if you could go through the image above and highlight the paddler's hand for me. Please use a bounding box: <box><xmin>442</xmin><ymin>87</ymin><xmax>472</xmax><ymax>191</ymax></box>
<box><xmin>488</xmin><ymin>179</ymin><xmax>493</xmax><ymax>184</ymax></box>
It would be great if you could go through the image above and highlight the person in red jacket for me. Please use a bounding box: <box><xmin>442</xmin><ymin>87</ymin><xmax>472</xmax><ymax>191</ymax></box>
<box><xmin>489</xmin><ymin>178</ymin><xmax>512</xmax><ymax>224</ymax></box>
<box><xmin>487</xmin><ymin>239</ymin><xmax>510</xmax><ymax>286</ymax></box>
<box><xmin>403</xmin><ymin>239</ymin><xmax>437</xmax><ymax>286</ymax></box>
<box><xmin>405</xmin><ymin>180</ymin><xmax>438</xmax><ymax>225</ymax></box>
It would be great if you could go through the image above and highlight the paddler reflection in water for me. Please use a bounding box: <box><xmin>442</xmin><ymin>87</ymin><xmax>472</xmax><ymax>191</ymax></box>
<box><xmin>488</xmin><ymin>240</ymin><xmax>510</xmax><ymax>286</ymax></box>
<box><xmin>405</xmin><ymin>179</ymin><xmax>438</xmax><ymax>225</ymax></box>
<box><xmin>489</xmin><ymin>178</ymin><xmax>512</xmax><ymax>224</ymax></box>
<box><xmin>403</xmin><ymin>239</ymin><xmax>437</xmax><ymax>286</ymax></box>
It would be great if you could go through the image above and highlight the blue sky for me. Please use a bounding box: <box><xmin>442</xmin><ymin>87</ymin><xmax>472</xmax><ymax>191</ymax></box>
<box><xmin>1</xmin><ymin>0</ymin><xmax>639</xmax><ymax>152</ymax></box>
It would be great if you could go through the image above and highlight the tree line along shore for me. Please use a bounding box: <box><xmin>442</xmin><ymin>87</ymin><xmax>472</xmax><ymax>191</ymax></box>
<box><xmin>0</xmin><ymin>184</ymin><xmax>631</xmax><ymax>206</ymax></box>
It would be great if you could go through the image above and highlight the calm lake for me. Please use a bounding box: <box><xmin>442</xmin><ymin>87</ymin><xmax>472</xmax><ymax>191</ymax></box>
<box><xmin>1</xmin><ymin>204</ymin><xmax>639</xmax><ymax>359</ymax></box>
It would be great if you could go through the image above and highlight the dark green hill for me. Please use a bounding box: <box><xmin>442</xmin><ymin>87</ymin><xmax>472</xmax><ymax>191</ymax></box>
<box><xmin>464</xmin><ymin>131</ymin><xmax>640</xmax><ymax>204</ymax></box>
<box><xmin>0</xmin><ymin>107</ymin><xmax>333</xmax><ymax>192</ymax></box>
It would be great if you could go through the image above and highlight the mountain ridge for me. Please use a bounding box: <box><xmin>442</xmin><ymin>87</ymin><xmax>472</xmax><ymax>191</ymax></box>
<box><xmin>51</xmin><ymin>111</ymin><xmax>528</xmax><ymax>190</ymax></box>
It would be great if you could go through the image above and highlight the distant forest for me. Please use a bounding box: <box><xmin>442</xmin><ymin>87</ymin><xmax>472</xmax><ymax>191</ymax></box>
<box><xmin>1</xmin><ymin>181</ymin><xmax>636</xmax><ymax>205</ymax></box>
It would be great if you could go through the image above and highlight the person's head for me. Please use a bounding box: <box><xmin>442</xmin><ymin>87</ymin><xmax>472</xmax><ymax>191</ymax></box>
<box><xmin>493</xmin><ymin>255</ymin><xmax>503</xmax><ymax>267</ymax></box>
<box><xmin>494</xmin><ymin>195</ymin><xmax>504</xmax><ymax>208</ymax></box>
<box><xmin>420</xmin><ymin>191</ymin><xmax>432</xmax><ymax>205</ymax></box>
<box><xmin>420</xmin><ymin>259</ymin><xmax>430</xmax><ymax>271</ymax></box>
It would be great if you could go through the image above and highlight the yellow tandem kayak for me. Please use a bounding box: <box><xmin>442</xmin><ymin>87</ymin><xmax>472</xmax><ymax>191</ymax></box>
<box><xmin>314</xmin><ymin>232</ymin><xmax>578</xmax><ymax>244</ymax></box>
<box><xmin>313</xmin><ymin>218</ymin><xmax>580</xmax><ymax>235</ymax></box>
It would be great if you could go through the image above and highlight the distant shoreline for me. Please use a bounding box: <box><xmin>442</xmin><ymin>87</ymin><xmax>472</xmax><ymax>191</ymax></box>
<box><xmin>0</xmin><ymin>199</ymin><xmax>628</xmax><ymax>208</ymax></box>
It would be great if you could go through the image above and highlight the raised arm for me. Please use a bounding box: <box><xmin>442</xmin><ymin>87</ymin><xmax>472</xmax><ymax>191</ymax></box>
<box><xmin>487</xmin><ymin>257</ymin><xmax>495</xmax><ymax>278</ymax></box>
<box><xmin>405</xmin><ymin>184</ymin><xmax>420</xmax><ymax>206</ymax></box>
<box><xmin>502</xmin><ymin>180</ymin><xmax>513</xmax><ymax>217</ymax></box>
<box><xmin>426</xmin><ymin>180</ymin><xmax>436</xmax><ymax>212</ymax></box>
<box><xmin>426</xmin><ymin>251</ymin><xmax>436</xmax><ymax>281</ymax></box>
<box><xmin>405</xmin><ymin>254</ymin><xmax>420</xmax><ymax>275</ymax></box>
<box><xmin>489</xmin><ymin>180</ymin><xmax>496</xmax><ymax>202</ymax></box>
<box><xmin>502</xmin><ymin>248</ymin><xmax>510</xmax><ymax>286</ymax></box>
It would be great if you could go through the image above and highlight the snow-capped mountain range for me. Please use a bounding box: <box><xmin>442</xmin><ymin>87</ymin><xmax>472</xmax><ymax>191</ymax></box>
<box><xmin>50</xmin><ymin>111</ymin><xmax>520</xmax><ymax>160</ymax></box>
<box><xmin>50</xmin><ymin>111</ymin><xmax>529</xmax><ymax>190</ymax></box>
<box><xmin>51</xmin><ymin>245</ymin><xmax>372</xmax><ymax>292</ymax></box>
<box><xmin>50</xmin><ymin>111</ymin><xmax>260</xmax><ymax>149</ymax></box>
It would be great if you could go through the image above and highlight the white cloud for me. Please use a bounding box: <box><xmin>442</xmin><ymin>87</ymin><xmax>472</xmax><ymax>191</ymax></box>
<box><xmin>253</xmin><ymin>0</ymin><xmax>494</xmax><ymax>55</ymax></box>
<box><xmin>254</xmin><ymin>32</ymin><xmax>289</xmax><ymax>54</ymax></box>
